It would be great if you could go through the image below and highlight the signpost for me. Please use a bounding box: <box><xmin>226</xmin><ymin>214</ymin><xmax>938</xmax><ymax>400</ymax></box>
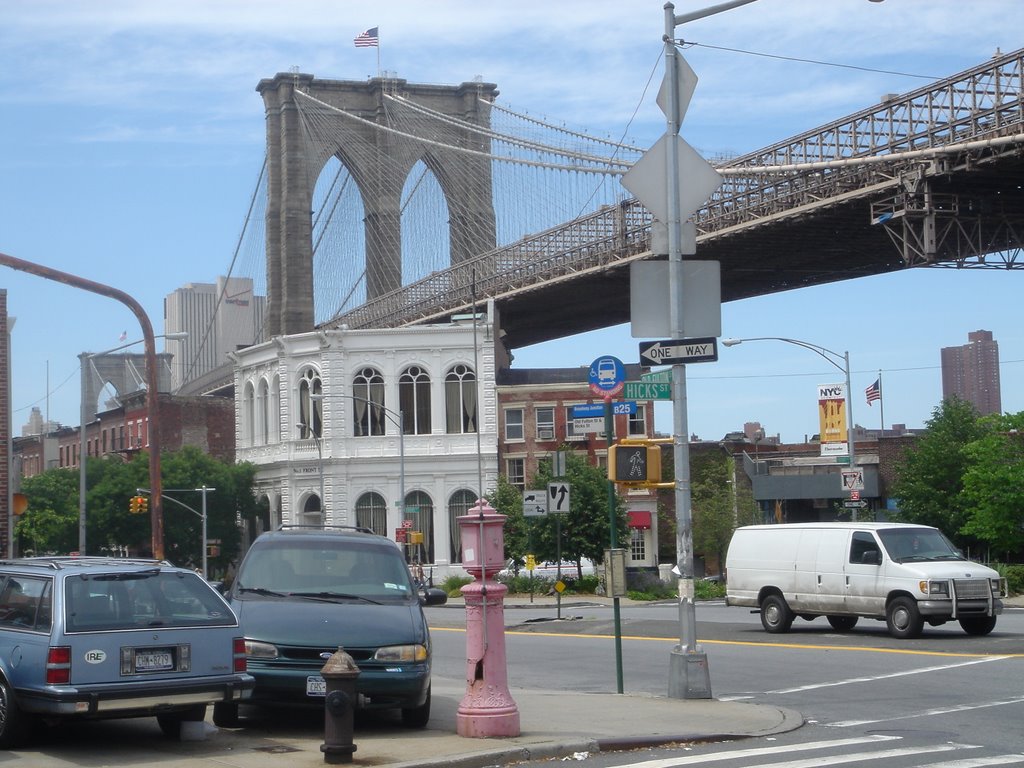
<box><xmin>640</xmin><ymin>369</ymin><xmax>672</xmax><ymax>384</ymax></box>
<box><xmin>638</xmin><ymin>337</ymin><xmax>718</xmax><ymax>366</ymax></box>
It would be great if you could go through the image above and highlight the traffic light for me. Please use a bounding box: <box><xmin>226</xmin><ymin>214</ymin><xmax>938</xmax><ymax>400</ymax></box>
<box><xmin>138</xmin><ymin>495</ymin><xmax>148</xmax><ymax>514</ymax></box>
<box><xmin>608</xmin><ymin>441</ymin><xmax>664</xmax><ymax>487</ymax></box>
<box><xmin>129</xmin><ymin>496</ymin><xmax>140</xmax><ymax>514</ymax></box>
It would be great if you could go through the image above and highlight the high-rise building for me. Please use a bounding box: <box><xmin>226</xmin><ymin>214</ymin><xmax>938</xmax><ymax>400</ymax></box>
<box><xmin>940</xmin><ymin>329</ymin><xmax>1001</xmax><ymax>415</ymax></box>
<box><xmin>164</xmin><ymin>277</ymin><xmax>265</xmax><ymax>391</ymax></box>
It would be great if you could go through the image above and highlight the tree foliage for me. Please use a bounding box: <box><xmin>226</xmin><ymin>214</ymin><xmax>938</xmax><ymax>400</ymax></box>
<box><xmin>16</xmin><ymin>447</ymin><xmax>258</xmax><ymax>576</ymax></box>
<box><xmin>888</xmin><ymin>397</ymin><xmax>985</xmax><ymax>546</ymax></box>
<box><xmin>891</xmin><ymin>398</ymin><xmax>1024</xmax><ymax>557</ymax></box>
<box><xmin>494</xmin><ymin>448</ymin><xmax>627</xmax><ymax>577</ymax></box>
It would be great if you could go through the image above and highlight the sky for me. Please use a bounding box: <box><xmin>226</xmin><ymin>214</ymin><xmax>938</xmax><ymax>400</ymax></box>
<box><xmin>2</xmin><ymin>0</ymin><xmax>1022</xmax><ymax>445</ymax></box>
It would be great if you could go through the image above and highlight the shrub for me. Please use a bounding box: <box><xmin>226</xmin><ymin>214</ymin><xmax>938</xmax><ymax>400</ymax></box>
<box><xmin>993</xmin><ymin>563</ymin><xmax>1024</xmax><ymax>595</ymax></box>
<box><xmin>439</xmin><ymin>574</ymin><xmax>473</xmax><ymax>597</ymax></box>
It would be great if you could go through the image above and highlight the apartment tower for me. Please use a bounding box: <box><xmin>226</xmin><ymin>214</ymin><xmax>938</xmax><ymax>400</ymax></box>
<box><xmin>940</xmin><ymin>329</ymin><xmax>1002</xmax><ymax>415</ymax></box>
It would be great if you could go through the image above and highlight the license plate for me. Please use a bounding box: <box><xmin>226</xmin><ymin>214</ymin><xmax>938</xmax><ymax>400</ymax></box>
<box><xmin>306</xmin><ymin>675</ymin><xmax>327</xmax><ymax>696</ymax></box>
<box><xmin>135</xmin><ymin>649</ymin><xmax>174</xmax><ymax>672</ymax></box>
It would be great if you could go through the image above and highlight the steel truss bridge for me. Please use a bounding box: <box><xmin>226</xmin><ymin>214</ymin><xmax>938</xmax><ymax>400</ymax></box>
<box><xmin>329</xmin><ymin>47</ymin><xmax>1024</xmax><ymax>350</ymax></box>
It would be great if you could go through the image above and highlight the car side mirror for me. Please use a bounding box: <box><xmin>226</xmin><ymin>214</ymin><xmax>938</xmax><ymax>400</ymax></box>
<box><xmin>419</xmin><ymin>587</ymin><xmax>448</xmax><ymax>607</ymax></box>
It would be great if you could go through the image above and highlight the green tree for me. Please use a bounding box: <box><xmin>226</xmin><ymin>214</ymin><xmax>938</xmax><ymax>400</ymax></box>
<box><xmin>16</xmin><ymin>468</ymin><xmax>80</xmax><ymax>554</ymax></box>
<box><xmin>690</xmin><ymin>451</ymin><xmax>735</xmax><ymax>576</ymax></box>
<box><xmin>529</xmin><ymin>448</ymin><xmax>628</xmax><ymax>577</ymax></box>
<box><xmin>889</xmin><ymin>397</ymin><xmax>985</xmax><ymax>547</ymax></box>
<box><xmin>485</xmin><ymin>474</ymin><xmax>530</xmax><ymax>566</ymax></box>
<box><xmin>960</xmin><ymin>412</ymin><xmax>1024</xmax><ymax>557</ymax></box>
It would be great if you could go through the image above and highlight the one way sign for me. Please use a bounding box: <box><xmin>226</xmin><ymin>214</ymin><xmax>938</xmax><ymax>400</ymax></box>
<box><xmin>638</xmin><ymin>337</ymin><xmax>718</xmax><ymax>366</ymax></box>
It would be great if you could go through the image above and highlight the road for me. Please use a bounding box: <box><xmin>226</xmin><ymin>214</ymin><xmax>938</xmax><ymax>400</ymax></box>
<box><xmin>426</xmin><ymin>598</ymin><xmax>1024</xmax><ymax>765</ymax></box>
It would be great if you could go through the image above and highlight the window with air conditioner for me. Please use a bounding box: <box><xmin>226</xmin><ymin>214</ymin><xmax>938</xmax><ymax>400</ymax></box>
<box><xmin>536</xmin><ymin>407</ymin><xmax>555</xmax><ymax>442</ymax></box>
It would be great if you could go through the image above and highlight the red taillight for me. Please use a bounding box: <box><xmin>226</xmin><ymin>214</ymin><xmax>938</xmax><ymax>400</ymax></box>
<box><xmin>46</xmin><ymin>646</ymin><xmax>71</xmax><ymax>685</ymax></box>
<box><xmin>233</xmin><ymin>637</ymin><xmax>247</xmax><ymax>672</ymax></box>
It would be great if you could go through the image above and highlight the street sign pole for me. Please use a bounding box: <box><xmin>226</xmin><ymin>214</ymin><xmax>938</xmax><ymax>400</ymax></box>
<box><xmin>604</xmin><ymin>397</ymin><xmax>625</xmax><ymax>694</ymax></box>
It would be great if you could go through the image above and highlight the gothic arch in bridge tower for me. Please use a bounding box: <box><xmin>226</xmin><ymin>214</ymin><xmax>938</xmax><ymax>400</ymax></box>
<box><xmin>258</xmin><ymin>73</ymin><xmax>500</xmax><ymax>337</ymax></box>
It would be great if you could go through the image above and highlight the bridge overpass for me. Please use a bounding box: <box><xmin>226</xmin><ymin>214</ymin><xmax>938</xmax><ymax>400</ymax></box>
<box><xmin>328</xmin><ymin>47</ymin><xmax>1024</xmax><ymax>350</ymax></box>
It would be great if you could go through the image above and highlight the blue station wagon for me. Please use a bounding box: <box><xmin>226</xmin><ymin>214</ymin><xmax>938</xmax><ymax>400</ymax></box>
<box><xmin>0</xmin><ymin>556</ymin><xmax>253</xmax><ymax>746</ymax></box>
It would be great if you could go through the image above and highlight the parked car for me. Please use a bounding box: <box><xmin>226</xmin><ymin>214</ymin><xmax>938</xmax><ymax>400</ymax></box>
<box><xmin>725</xmin><ymin>522</ymin><xmax>1007</xmax><ymax>638</ymax></box>
<box><xmin>219</xmin><ymin>525</ymin><xmax>448</xmax><ymax>728</ymax></box>
<box><xmin>0</xmin><ymin>555</ymin><xmax>253</xmax><ymax>747</ymax></box>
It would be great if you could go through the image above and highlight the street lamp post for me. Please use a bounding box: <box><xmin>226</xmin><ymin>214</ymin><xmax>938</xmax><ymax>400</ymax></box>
<box><xmin>348</xmin><ymin>394</ymin><xmax>406</xmax><ymax>525</ymax></box>
<box><xmin>722</xmin><ymin>337</ymin><xmax>858</xmax><ymax>517</ymax></box>
<box><xmin>79</xmin><ymin>332</ymin><xmax>187</xmax><ymax>555</ymax></box>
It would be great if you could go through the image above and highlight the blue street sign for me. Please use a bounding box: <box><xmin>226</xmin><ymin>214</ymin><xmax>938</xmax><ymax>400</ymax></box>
<box><xmin>572</xmin><ymin>403</ymin><xmax>605</xmax><ymax>419</ymax></box>
<box><xmin>588</xmin><ymin>355</ymin><xmax>625</xmax><ymax>397</ymax></box>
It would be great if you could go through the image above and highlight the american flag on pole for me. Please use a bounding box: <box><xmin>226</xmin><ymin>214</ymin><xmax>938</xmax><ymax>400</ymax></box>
<box><xmin>865</xmin><ymin>378</ymin><xmax>881</xmax><ymax>406</ymax></box>
<box><xmin>353</xmin><ymin>27</ymin><xmax>379</xmax><ymax>48</ymax></box>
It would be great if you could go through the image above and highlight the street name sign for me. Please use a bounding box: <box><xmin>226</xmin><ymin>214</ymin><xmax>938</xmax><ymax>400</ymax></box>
<box><xmin>623</xmin><ymin>381</ymin><xmax>672</xmax><ymax>400</ymax></box>
<box><xmin>572</xmin><ymin>404</ymin><xmax>605</xmax><ymax>419</ymax></box>
<box><xmin>573</xmin><ymin>417</ymin><xmax>605</xmax><ymax>433</ymax></box>
<box><xmin>640</xmin><ymin>369</ymin><xmax>672</xmax><ymax>384</ymax></box>
<box><xmin>638</xmin><ymin>337</ymin><xmax>718</xmax><ymax>366</ymax></box>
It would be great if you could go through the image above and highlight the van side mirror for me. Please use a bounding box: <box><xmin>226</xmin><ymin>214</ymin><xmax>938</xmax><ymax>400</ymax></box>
<box><xmin>861</xmin><ymin>550</ymin><xmax>881</xmax><ymax>565</ymax></box>
<box><xmin>419</xmin><ymin>587</ymin><xmax>448</xmax><ymax>607</ymax></box>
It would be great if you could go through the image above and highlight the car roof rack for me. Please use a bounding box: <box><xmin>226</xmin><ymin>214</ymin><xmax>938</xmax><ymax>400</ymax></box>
<box><xmin>0</xmin><ymin>556</ymin><xmax>168</xmax><ymax>570</ymax></box>
<box><xmin>275</xmin><ymin>524</ymin><xmax>376</xmax><ymax>535</ymax></box>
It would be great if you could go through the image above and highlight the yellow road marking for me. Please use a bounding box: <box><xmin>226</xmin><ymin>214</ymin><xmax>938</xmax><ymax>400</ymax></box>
<box><xmin>430</xmin><ymin>626</ymin><xmax>1024</xmax><ymax>658</ymax></box>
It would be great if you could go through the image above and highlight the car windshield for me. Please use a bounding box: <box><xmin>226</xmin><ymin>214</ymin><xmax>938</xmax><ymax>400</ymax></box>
<box><xmin>878</xmin><ymin>527</ymin><xmax>964</xmax><ymax>563</ymax></box>
<box><xmin>236</xmin><ymin>539</ymin><xmax>415</xmax><ymax>602</ymax></box>
<box><xmin>65</xmin><ymin>570</ymin><xmax>235</xmax><ymax>632</ymax></box>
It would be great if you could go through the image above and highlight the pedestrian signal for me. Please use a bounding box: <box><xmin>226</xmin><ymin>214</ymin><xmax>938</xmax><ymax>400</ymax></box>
<box><xmin>608</xmin><ymin>442</ymin><xmax>662</xmax><ymax>486</ymax></box>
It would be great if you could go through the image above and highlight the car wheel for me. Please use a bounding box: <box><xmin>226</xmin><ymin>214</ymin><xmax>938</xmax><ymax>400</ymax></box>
<box><xmin>959</xmin><ymin>615</ymin><xmax>997</xmax><ymax>636</ymax></box>
<box><xmin>760</xmin><ymin>594</ymin><xmax>794</xmax><ymax>633</ymax></box>
<box><xmin>886</xmin><ymin>596</ymin><xmax>924</xmax><ymax>639</ymax></box>
<box><xmin>213</xmin><ymin>701</ymin><xmax>241</xmax><ymax>728</ymax></box>
<box><xmin>157</xmin><ymin>704</ymin><xmax>207</xmax><ymax>739</ymax></box>
<box><xmin>826</xmin><ymin>615</ymin><xmax>859</xmax><ymax>631</ymax></box>
<box><xmin>0</xmin><ymin>677</ymin><xmax>26</xmax><ymax>749</ymax></box>
<box><xmin>401</xmin><ymin>687</ymin><xmax>431</xmax><ymax>728</ymax></box>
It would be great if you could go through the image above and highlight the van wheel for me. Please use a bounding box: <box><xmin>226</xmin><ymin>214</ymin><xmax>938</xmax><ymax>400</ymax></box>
<box><xmin>826</xmin><ymin>615</ymin><xmax>859</xmax><ymax>631</ymax></box>
<box><xmin>0</xmin><ymin>678</ymin><xmax>27</xmax><ymax>748</ymax></box>
<box><xmin>760</xmin><ymin>594</ymin><xmax>794</xmax><ymax>633</ymax></box>
<box><xmin>886</xmin><ymin>597</ymin><xmax>923</xmax><ymax>639</ymax></box>
<box><xmin>959</xmin><ymin>616</ymin><xmax>996</xmax><ymax>636</ymax></box>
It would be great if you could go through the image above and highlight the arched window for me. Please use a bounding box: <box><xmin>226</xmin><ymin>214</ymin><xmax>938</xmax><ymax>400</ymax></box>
<box><xmin>445</xmin><ymin>364</ymin><xmax>477</xmax><ymax>434</ymax></box>
<box><xmin>355</xmin><ymin>492</ymin><xmax>388</xmax><ymax>536</ymax></box>
<box><xmin>399</xmin><ymin>365</ymin><xmax>431</xmax><ymax>435</ymax></box>
<box><xmin>297</xmin><ymin>368</ymin><xmax>322</xmax><ymax>438</ymax></box>
<box><xmin>353</xmin><ymin>367</ymin><xmax>386</xmax><ymax>436</ymax></box>
<box><xmin>301</xmin><ymin>492</ymin><xmax>322</xmax><ymax>526</ymax></box>
<box><xmin>243</xmin><ymin>381</ymin><xmax>256</xmax><ymax>446</ymax></box>
<box><xmin>256</xmin><ymin>378</ymin><xmax>269</xmax><ymax>445</ymax></box>
<box><xmin>447</xmin><ymin>489</ymin><xmax>477</xmax><ymax>563</ymax></box>
<box><xmin>403</xmin><ymin>490</ymin><xmax>434</xmax><ymax>564</ymax></box>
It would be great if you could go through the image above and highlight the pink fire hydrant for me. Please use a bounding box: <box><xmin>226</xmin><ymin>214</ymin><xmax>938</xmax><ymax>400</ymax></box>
<box><xmin>455</xmin><ymin>500</ymin><xmax>520</xmax><ymax>737</ymax></box>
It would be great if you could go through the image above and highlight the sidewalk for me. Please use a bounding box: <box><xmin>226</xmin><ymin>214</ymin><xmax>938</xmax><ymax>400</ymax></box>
<box><xmin>25</xmin><ymin>678</ymin><xmax>800</xmax><ymax>768</ymax></box>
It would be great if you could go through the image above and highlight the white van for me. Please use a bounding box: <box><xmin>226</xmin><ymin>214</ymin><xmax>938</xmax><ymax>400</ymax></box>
<box><xmin>725</xmin><ymin>522</ymin><xmax>1006</xmax><ymax>639</ymax></box>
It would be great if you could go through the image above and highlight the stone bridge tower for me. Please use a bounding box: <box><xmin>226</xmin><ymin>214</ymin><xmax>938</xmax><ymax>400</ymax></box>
<box><xmin>258</xmin><ymin>73</ymin><xmax>500</xmax><ymax>337</ymax></box>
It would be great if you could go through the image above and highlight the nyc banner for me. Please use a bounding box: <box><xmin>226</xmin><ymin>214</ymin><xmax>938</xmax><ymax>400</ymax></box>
<box><xmin>817</xmin><ymin>383</ymin><xmax>848</xmax><ymax>457</ymax></box>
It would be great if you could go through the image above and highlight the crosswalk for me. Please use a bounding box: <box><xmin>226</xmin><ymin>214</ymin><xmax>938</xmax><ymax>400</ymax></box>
<box><xmin>601</xmin><ymin>734</ymin><xmax>1024</xmax><ymax>768</ymax></box>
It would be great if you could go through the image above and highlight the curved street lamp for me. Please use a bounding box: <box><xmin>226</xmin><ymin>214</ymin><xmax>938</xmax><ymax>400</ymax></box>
<box><xmin>721</xmin><ymin>336</ymin><xmax>858</xmax><ymax>500</ymax></box>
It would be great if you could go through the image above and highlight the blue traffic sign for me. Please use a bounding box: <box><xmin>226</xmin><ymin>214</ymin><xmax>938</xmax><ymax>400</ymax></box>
<box><xmin>588</xmin><ymin>355</ymin><xmax>625</xmax><ymax>397</ymax></box>
<box><xmin>572</xmin><ymin>403</ymin><xmax>605</xmax><ymax>419</ymax></box>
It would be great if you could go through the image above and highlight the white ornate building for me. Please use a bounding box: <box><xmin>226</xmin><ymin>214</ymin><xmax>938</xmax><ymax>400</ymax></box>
<box><xmin>231</xmin><ymin>310</ymin><xmax>499</xmax><ymax>571</ymax></box>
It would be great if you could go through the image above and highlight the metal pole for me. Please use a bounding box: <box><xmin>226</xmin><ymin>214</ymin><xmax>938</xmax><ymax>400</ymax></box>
<box><xmin>844</xmin><ymin>351</ymin><xmax>858</xmax><ymax>521</ymax></box>
<box><xmin>604</xmin><ymin>398</ymin><xmax>624</xmax><ymax>693</ymax></box>
<box><xmin>199</xmin><ymin>485</ymin><xmax>209</xmax><ymax>579</ymax></box>
<box><xmin>79</xmin><ymin>355</ymin><xmax>89</xmax><ymax>554</ymax></box>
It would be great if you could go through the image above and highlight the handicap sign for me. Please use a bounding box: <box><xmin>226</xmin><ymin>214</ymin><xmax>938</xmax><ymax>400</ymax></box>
<box><xmin>589</xmin><ymin>356</ymin><xmax>625</xmax><ymax>397</ymax></box>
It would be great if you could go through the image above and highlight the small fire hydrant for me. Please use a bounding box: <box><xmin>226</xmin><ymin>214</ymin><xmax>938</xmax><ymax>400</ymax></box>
<box><xmin>320</xmin><ymin>647</ymin><xmax>360</xmax><ymax>764</ymax></box>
